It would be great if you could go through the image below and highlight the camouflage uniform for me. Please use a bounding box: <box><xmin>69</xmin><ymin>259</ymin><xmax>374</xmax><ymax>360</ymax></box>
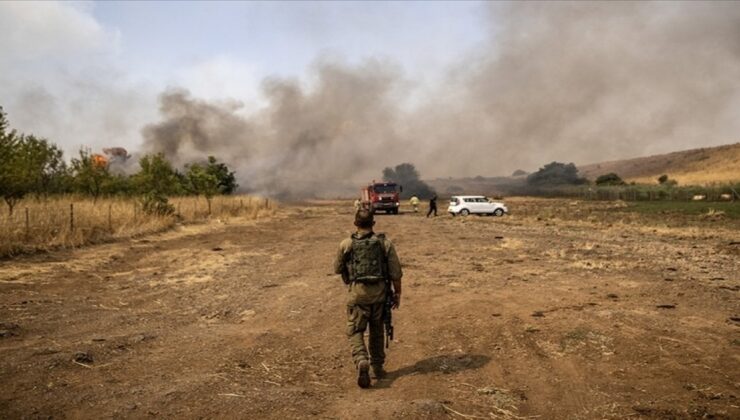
<box><xmin>333</xmin><ymin>230</ymin><xmax>403</xmax><ymax>372</ymax></box>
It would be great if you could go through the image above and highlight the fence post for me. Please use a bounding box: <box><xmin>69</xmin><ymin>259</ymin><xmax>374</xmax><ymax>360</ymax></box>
<box><xmin>25</xmin><ymin>207</ymin><xmax>29</xmax><ymax>242</ymax></box>
<box><xmin>70</xmin><ymin>203</ymin><xmax>74</xmax><ymax>232</ymax></box>
<box><xmin>108</xmin><ymin>204</ymin><xmax>113</xmax><ymax>233</ymax></box>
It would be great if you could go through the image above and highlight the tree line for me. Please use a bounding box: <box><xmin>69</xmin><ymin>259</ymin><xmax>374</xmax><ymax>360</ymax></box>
<box><xmin>526</xmin><ymin>161</ymin><xmax>680</xmax><ymax>187</ymax></box>
<box><xmin>382</xmin><ymin>163</ymin><xmax>436</xmax><ymax>199</ymax></box>
<box><xmin>0</xmin><ymin>107</ymin><xmax>236</xmax><ymax>216</ymax></box>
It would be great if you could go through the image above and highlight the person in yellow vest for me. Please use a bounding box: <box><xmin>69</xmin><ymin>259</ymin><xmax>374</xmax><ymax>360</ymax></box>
<box><xmin>409</xmin><ymin>196</ymin><xmax>420</xmax><ymax>212</ymax></box>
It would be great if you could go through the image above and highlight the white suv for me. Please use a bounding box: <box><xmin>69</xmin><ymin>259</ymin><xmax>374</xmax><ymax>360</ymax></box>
<box><xmin>448</xmin><ymin>195</ymin><xmax>508</xmax><ymax>216</ymax></box>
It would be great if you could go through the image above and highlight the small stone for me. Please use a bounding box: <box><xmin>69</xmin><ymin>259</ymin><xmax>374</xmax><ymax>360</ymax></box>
<box><xmin>73</xmin><ymin>351</ymin><xmax>93</xmax><ymax>364</ymax></box>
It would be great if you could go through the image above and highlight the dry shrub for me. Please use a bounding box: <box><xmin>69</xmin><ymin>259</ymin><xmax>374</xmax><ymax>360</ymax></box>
<box><xmin>0</xmin><ymin>195</ymin><xmax>275</xmax><ymax>257</ymax></box>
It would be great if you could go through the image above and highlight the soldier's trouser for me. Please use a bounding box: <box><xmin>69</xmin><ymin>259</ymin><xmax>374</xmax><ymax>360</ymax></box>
<box><xmin>346</xmin><ymin>302</ymin><xmax>385</xmax><ymax>368</ymax></box>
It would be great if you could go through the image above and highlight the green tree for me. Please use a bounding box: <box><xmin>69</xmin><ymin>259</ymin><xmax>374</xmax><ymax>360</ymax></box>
<box><xmin>382</xmin><ymin>162</ymin><xmax>435</xmax><ymax>199</ymax></box>
<box><xmin>22</xmin><ymin>135</ymin><xmax>69</xmax><ymax>195</ymax></box>
<box><xmin>527</xmin><ymin>162</ymin><xmax>587</xmax><ymax>186</ymax></box>
<box><xmin>595</xmin><ymin>172</ymin><xmax>626</xmax><ymax>186</ymax></box>
<box><xmin>131</xmin><ymin>153</ymin><xmax>184</xmax><ymax>196</ymax></box>
<box><xmin>205</xmin><ymin>156</ymin><xmax>237</xmax><ymax>194</ymax></box>
<box><xmin>0</xmin><ymin>113</ymin><xmax>25</xmax><ymax>215</ymax></box>
<box><xmin>130</xmin><ymin>154</ymin><xmax>183</xmax><ymax>215</ymax></box>
<box><xmin>0</xmin><ymin>108</ymin><xmax>69</xmax><ymax>213</ymax></box>
<box><xmin>186</xmin><ymin>163</ymin><xmax>219</xmax><ymax>214</ymax></box>
<box><xmin>70</xmin><ymin>149</ymin><xmax>112</xmax><ymax>201</ymax></box>
<box><xmin>657</xmin><ymin>174</ymin><xmax>677</xmax><ymax>186</ymax></box>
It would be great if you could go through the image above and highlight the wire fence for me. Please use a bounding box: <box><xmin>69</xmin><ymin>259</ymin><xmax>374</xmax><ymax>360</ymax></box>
<box><xmin>0</xmin><ymin>195</ymin><xmax>274</xmax><ymax>257</ymax></box>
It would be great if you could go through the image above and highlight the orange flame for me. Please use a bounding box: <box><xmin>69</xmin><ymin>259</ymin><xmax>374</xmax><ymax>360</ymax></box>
<box><xmin>92</xmin><ymin>154</ymin><xmax>108</xmax><ymax>168</ymax></box>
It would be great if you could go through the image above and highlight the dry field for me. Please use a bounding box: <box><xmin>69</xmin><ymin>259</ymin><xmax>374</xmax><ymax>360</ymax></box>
<box><xmin>0</xmin><ymin>198</ymin><xmax>738</xmax><ymax>419</ymax></box>
<box><xmin>0</xmin><ymin>195</ymin><xmax>275</xmax><ymax>257</ymax></box>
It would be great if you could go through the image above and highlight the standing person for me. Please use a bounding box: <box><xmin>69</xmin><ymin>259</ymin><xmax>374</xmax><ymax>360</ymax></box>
<box><xmin>333</xmin><ymin>209</ymin><xmax>403</xmax><ymax>388</ymax></box>
<box><xmin>409</xmin><ymin>196</ymin><xmax>420</xmax><ymax>213</ymax></box>
<box><xmin>426</xmin><ymin>194</ymin><xmax>438</xmax><ymax>218</ymax></box>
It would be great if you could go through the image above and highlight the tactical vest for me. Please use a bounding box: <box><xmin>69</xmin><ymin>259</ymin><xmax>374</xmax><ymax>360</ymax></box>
<box><xmin>348</xmin><ymin>233</ymin><xmax>387</xmax><ymax>283</ymax></box>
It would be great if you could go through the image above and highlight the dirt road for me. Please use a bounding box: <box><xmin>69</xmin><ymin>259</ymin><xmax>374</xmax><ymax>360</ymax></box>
<box><xmin>1</xmin><ymin>199</ymin><xmax>738</xmax><ymax>419</ymax></box>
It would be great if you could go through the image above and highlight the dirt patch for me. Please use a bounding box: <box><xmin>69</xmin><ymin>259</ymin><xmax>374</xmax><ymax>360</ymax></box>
<box><xmin>1</xmin><ymin>199</ymin><xmax>738</xmax><ymax>418</ymax></box>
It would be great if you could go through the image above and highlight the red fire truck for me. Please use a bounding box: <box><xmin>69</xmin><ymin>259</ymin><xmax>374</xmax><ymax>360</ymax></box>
<box><xmin>361</xmin><ymin>181</ymin><xmax>402</xmax><ymax>214</ymax></box>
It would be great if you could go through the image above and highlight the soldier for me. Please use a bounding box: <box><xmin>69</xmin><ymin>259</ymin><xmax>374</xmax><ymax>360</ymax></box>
<box><xmin>426</xmin><ymin>194</ymin><xmax>438</xmax><ymax>218</ymax></box>
<box><xmin>409</xmin><ymin>196</ymin><xmax>420</xmax><ymax>212</ymax></box>
<box><xmin>333</xmin><ymin>209</ymin><xmax>402</xmax><ymax>388</ymax></box>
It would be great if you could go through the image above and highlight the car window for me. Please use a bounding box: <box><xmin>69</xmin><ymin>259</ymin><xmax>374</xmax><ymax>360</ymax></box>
<box><xmin>450</xmin><ymin>198</ymin><xmax>459</xmax><ymax>205</ymax></box>
<box><xmin>464</xmin><ymin>198</ymin><xmax>474</xmax><ymax>203</ymax></box>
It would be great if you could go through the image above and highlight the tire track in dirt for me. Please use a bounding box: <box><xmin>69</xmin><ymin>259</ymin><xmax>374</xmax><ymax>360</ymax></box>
<box><xmin>1</xmin><ymin>199</ymin><xmax>738</xmax><ymax>419</ymax></box>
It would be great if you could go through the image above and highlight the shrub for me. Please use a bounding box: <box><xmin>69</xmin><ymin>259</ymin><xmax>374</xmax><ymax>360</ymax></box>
<box><xmin>140</xmin><ymin>192</ymin><xmax>175</xmax><ymax>216</ymax></box>
<box><xmin>527</xmin><ymin>162</ymin><xmax>587</xmax><ymax>186</ymax></box>
<box><xmin>595</xmin><ymin>173</ymin><xmax>626</xmax><ymax>186</ymax></box>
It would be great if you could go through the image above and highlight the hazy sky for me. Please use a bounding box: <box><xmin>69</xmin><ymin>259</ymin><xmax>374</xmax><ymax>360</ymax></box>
<box><xmin>0</xmin><ymin>1</ymin><xmax>488</xmax><ymax>156</ymax></box>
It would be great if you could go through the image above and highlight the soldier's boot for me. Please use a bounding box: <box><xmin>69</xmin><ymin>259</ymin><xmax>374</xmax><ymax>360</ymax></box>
<box><xmin>370</xmin><ymin>364</ymin><xmax>386</xmax><ymax>380</ymax></box>
<box><xmin>357</xmin><ymin>360</ymin><xmax>371</xmax><ymax>388</ymax></box>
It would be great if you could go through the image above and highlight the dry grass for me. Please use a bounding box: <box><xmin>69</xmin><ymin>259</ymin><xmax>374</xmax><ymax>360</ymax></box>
<box><xmin>0</xmin><ymin>195</ymin><xmax>275</xmax><ymax>257</ymax></box>
<box><xmin>579</xmin><ymin>142</ymin><xmax>740</xmax><ymax>186</ymax></box>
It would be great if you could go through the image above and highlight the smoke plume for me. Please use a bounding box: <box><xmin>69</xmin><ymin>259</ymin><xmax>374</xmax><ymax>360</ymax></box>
<box><xmin>142</xmin><ymin>2</ymin><xmax>740</xmax><ymax>197</ymax></box>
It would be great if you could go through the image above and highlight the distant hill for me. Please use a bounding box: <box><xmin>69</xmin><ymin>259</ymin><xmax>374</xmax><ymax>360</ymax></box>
<box><xmin>578</xmin><ymin>142</ymin><xmax>740</xmax><ymax>185</ymax></box>
<box><xmin>425</xmin><ymin>142</ymin><xmax>739</xmax><ymax>196</ymax></box>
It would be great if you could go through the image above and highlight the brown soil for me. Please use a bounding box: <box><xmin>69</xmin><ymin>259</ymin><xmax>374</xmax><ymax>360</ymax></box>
<box><xmin>1</xmin><ymin>199</ymin><xmax>739</xmax><ymax>419</ymax></box>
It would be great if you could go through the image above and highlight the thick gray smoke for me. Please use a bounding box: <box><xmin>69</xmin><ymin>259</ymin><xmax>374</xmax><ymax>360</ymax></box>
<box><xmin>143</xmin><ymin>59</ymin><xmax>407</xmax><ymax>197</ymax></box>
<box><xmin>142</xmin><ymin>2</ymin><xmax>740</xmax><ymax>197</ymax></box>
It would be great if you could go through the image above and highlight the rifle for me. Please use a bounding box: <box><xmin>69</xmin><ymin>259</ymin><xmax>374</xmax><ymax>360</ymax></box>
<box><xmin>383</xmin><ymin>278</ymin><xmax>394</xmax><ymax>348</ymax></box>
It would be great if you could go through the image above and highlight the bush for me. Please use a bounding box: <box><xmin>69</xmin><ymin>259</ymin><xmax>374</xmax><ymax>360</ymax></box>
<box><xmin>595</xmin><ymin>173</ymin><xmax>626</xmax><ymax>186</ymax></box>
<box><xmin>527</xmin><ymin>162</ymin><xmax>587</xmax><ymax>186</ymax></box>
<box><xmin>140</xmin><ymin>192</ymin><xmax>175</xmax><ymax>216</ymax></box>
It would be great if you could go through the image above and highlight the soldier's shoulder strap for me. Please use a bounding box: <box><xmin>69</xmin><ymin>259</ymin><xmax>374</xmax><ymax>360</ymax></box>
<box><xmin>374</xmin><ymin>233</ymin><xmax>392</xmax><ymax>259</ymax></box>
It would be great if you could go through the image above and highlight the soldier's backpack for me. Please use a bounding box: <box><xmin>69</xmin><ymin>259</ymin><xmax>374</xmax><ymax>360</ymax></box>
<box><xmin>348</xmin><ymin>233</ymin><xmax>387</xmax><ymax>283</ymax></box>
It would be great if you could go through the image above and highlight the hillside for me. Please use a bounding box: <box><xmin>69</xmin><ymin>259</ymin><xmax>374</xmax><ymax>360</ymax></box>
<box><xmin>578</xmin><ymin>142</ymin><xmax>740</xmax><ymax>185</ymax></box>
<box><xmin>425</xmin><ymin>143</ymin><xmax>739</xmax><ymax>197</ymax></box>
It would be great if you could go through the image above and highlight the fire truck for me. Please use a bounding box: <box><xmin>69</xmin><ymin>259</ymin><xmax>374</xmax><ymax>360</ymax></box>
<box><xmin>361</xmin><ymin>181</ymin><xmax>402</xmax><ymax>214</ymax></box>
